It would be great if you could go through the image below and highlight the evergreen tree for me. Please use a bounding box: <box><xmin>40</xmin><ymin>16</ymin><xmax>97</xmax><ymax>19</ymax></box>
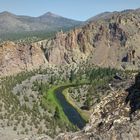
<box><xmin>69</xmin><ymin>70</ymin><xmax>75</xmax><ymax>83</ymax></box>
<box><xmin>54</xmin><ymin>107</ymin><xmax>60</xmax><ymax>119</ymax></box>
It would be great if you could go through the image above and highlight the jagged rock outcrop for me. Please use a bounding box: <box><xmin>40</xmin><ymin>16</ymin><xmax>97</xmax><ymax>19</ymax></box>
<box><xmin>43</xmin><ymin>30</ymin><xmax>91</xmax><ymax>65</ymax></box>
<box><xmin>43</xmin><ymin>9</ymin><xmax>140</xmax><ymax>69</ymax></box>
<box><xmin>0</xmin><ymin>41</ymin><xmax>47</xmax><ymax>76</ymax></box>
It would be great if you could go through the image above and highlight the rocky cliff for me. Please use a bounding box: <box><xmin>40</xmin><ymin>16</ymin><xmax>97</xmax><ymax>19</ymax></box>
<box><xmin>43</xmin><ymin>9</ymin><xmax>140</xmax><ymax>69</ymax></box>
<box><xmin>0</xmin><ymin>41</ymin><xmax>46</xmax><ymax>76</ymax></box>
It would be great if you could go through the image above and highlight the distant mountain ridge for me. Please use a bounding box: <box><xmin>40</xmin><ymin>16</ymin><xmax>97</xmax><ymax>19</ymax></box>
<box><xmin>0</xmin><ymin>11</ymin><xmax>83</xmax><ymax>39</ymax></box>
<box><xmin>87</xmin><ymin>12</ymin><xmax>113</xmax><ymax>22</ymax></box>
<box><xmin>86</xmin><ymin>8</ymin><xmax>140</xmax><ymax>22</ymax></box>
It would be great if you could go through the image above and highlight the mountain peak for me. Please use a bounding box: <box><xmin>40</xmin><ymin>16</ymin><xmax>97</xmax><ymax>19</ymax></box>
<box><xmin>0</xmin><ymin>11</ymin><xmax>13</xmax><ymax>15</ymax></box>
<box><xmin>0</xmin><ymin>11</ymin><xmax>15</xmax><ymax>17</ymax></box>
<box><xmin>41</xmin><ymin>12</ymin><xmax>61</xmax><ymax>18</ymax></box>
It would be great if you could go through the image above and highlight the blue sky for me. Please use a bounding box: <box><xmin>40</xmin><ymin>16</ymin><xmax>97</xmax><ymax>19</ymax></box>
<box><xmin>0</xmin><ymin>0</ymin><xmax>140</xmax><ymax>21</ymax></box>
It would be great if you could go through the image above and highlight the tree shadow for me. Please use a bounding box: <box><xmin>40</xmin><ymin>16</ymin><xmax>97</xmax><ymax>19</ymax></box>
<box><xmin>125</xmin><ymin>73</ymin><xmax>140</xmax><ymax>120</ymax></box>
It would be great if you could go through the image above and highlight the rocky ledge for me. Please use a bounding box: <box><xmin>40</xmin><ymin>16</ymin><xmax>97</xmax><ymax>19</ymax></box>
<box><xmin>56</xmin><ymin>72</ymin><xmax>140</xmax><ymax>140</ymax></box>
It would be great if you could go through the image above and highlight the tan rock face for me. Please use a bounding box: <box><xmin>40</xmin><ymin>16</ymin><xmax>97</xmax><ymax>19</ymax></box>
<box><xmin>0</xmin><ymin>42</ymin><xmax>46</xmax><ymax>76</ymax></box>
<box><xmin>43</xmin><ymin>10</ymin><xmax>140</xmax><ymax>70</ymax></box>
<box><xmin>44</xmin><ymin>30</ymin><xmax>90</xmax><ymax>65</ymax></box>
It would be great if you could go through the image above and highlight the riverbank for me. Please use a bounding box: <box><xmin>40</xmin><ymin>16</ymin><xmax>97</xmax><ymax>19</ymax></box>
<box><xmin>42</xmin><ymin>84</ymin><xmax>75</xmax><ymax>129</ymax></box>
<box><xmin>62</xmin><ymin>88</ymin><xmax>90</xmax><ymax>122</ymax></box>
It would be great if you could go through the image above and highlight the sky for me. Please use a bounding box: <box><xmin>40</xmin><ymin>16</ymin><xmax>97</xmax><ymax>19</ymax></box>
<box><xmin>0</xmin><ymin>0</ymin><xmax>140</xmax><ymax>21</ymax></box>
